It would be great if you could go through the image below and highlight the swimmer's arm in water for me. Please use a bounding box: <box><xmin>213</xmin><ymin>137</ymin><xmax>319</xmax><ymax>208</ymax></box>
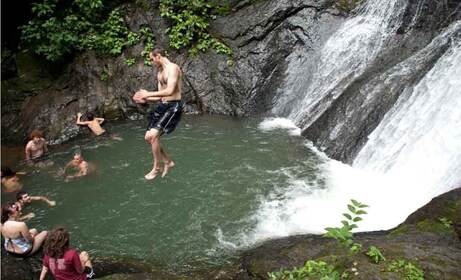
<box><xmin>66</xmin><ymin>162</ymin><xmax>88</xmax><ymax>179</ymax></box>
<box><xmin>30</xmin><ymin>195</ymin><xmax>56</xmax><ymax>206</ymax></box>
<box><xmin>56</xmin><ymin>160</ymin><xmax>75</xmax><ymax>177</ymax></box>
<box><xmin>17</xmin><ymin>212</ymin><xmax>36</xmax><ymax>222</ymax></box>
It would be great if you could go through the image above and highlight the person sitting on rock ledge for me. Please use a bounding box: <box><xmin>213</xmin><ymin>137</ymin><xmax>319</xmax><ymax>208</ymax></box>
<box><xmin>1</xmin><ymin>202</ymin><xmax>48</xmax><ymax>257</ymax></box>
<box><xmin>39</xmin><ymin>227</ymin><xmax>94</xmax><ymax>280</ymax></box>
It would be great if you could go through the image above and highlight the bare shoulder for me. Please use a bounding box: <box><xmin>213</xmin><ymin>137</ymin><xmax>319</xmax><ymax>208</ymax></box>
<box><xmin>168</xmin><ymin>63</ymin><xmax>181</xmax><ymax>77</ymax></box>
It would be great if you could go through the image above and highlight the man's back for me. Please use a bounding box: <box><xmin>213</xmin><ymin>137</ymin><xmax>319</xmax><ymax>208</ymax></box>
<box><xmin>87</xmin><ymin>119</ymin><xmax>105</xmax><ymax>136</ymax></box>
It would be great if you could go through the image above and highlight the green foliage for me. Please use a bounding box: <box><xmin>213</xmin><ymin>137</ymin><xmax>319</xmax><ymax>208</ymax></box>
<box><xmin>438</xmin><ymin>217</ymin><xmax>454</xmax><ymax>229</ymax></box>
<box><xmin>268</xmin><ymin>199</ymin><xmax>370</xmax><ymax>280</ymax></box>
<box><xmin>349</xmin><ymin>242</ymin><xmax>362</xmax><ymax>254</ymax></box>
<box><xmin>324</xmin><ymin>199</ymin><xmax>368</xmax><ymax>249</ymax></box>
<box><xmin>138</xmin><ymin>26</ymin><xmax>156</xmax><ymax>65</ymax></box>
<box><xmin>366</xmin><ymin>245</ymin><xmax>386</xmax><ymax>263</ymax></box>
<box><xmin>125</xmin><ymin>57</ymin><xmax>136</xmax><ymax>66</ymax></box>
<box><xmin>20</xmin><ymin>0</ymin><xmax>144</xmax><ymax>61</ymax></box>
<box><xmin>159</xmin><ymin>0</ymin><xmax>233</xmax><ymax>57</ymax></box>
<box><xmin>269</xmin><ymin>199</ymin><xmax>428</xmax><ymax>280</ymax></box>
<box><xmin>387</xmin><ymin>260</ymin><xmax>425</xmax><ymax>280</ymax></box>
<box><xmin>99</xmin><ymin>72</ymin><xmax>109</xmax><ymax>81</ymax></box>
<box><xmin>268</xmin><ymin>260</ymin><xmax>341</xmax><ymax>280</ymax></box>
<box><xmin>215</xmin><ymin>4</ymin><xmax>232</xmax><ymax>16</ymax></box>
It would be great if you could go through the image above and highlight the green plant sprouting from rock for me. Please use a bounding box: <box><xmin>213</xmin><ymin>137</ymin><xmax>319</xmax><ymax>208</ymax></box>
<box><xmin>268</xmin><ymin>199</ymin><xmax>425</xmax><ymax>280</ymax></box>
<box><xmin>387</xmin><ymin>260</ymin><xmax>425</xmax><ymax>280</ymax></box>
<box><xmin>324</xmin><ymin>199</ymin><xmax>368</xmax><ymax>250</ymax></box>
<box><xmin>268</xmin><ymin>260</ymin><xmax>343</xmax><ymax>280</ymax></box>
<box><xmin>159</xmin><ymin>0</ymin><xmax>233</xmax><ymax>57</ymax></box>
<box><xmin>438</xmin><ymin>217</ymin><xmax>454</xmax><ymax>229</ymax></box>
<box><xmin>366</xmin><ymin>245</ymin><xmax>386</xmax><ymax>263</ymax></box>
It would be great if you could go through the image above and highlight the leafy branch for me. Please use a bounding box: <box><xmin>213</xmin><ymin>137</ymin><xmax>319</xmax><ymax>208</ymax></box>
<box><xmin>159</xmin><ymin>0</ymin><xmax>233</xmax><ymax>57</ymax></box>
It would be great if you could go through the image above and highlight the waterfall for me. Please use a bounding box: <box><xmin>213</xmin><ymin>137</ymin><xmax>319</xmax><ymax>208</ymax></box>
<box><xmin>272</xmin><ymin>0</ymin><xmax>406</xmax><ymax>128</ymax></box>
<box><xmin>217</xmin><ymin>0</ymin><xmax>461</xmax><ymax>250</ymax></box>
<box><xmin>353</xmin><ymin>23</ymin><xmax>461</xmax><ymax>195</ymax></box>
<box><xmin>232</xmin><ymin>1</ymin><xmax>461</xmax><ymax>245</ymax></box>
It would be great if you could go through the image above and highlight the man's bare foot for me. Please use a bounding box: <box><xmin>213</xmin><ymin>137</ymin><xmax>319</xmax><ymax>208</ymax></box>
<box><xmin>162</xmin><ymin>161</ymin><xmax>175</xmax><ymax>178</ymax></box>
<box><xmin>145</xmin><ymin>169</ymin><xmax>160</xmax><ymax>180</ymax></box>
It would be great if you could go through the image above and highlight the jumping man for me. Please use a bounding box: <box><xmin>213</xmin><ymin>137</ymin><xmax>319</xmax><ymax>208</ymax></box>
<box><xmin>133</xmin><ymin>48</ymin><xmax>183</xmax><ymax>180</ymax></box>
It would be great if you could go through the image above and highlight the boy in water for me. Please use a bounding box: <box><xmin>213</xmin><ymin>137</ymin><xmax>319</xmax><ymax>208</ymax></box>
<box><xmin>76</xmin><ymin>112</ymin><xmax>122</xmax><ymax>140</ymax></box>
<box><xmin>58</xmin><ymin>153</ymin><xmax>88</xmax><ymax>180</ymax></box>
<box><xmin>14</xmin><ymin>190</ymin><xmax>56</xmax><ymax>221</ymax></box>
<box><xmin>25</xmin><ymin>129</ymin><xmax>54</xmax><ymax>167</ymax></box>
<box><xmin>75</xmin><ymin>112</ymin><xmax>106</xmax><ymax>136</ymax></box>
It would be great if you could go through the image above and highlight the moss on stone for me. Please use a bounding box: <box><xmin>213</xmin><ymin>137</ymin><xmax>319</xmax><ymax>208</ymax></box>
<box><xmin>417</xmin><ymin>219</ymin><xmax>451</xmax><ymax>232</ymax></box>
<box><xmin>387</xmin><ymin>225</ymin><xmax>409</xmax><ymax>236</ymax></box>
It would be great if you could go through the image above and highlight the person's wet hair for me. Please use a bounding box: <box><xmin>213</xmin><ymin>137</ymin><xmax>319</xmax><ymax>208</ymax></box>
<box><xmin>86</xmin><ymin>113</ymin><xmax>94</xmax><ymax>121</ymax></box>
<box><xmin>1</xmin><ymin>202</ymin><xmax>17</xmax><ymax>223</ymax></box>
<box><xmin>30</xmin><ymin>129</ymin><xmax>43</xmax><ymax>139</ymax></box>
<box><xmin>44</xmin><ymin>227</ymin><xmax>70</xmax><ymax>258</ymax></box>
<box><xmin>16</xmin><ymin>191</ymin><xmax>28</xmax><ymax>201</ymax></box>
<box><xmin>1</xmin><ymin>166</ymin><xmax>16</xmax><ymax>179</ymax></box>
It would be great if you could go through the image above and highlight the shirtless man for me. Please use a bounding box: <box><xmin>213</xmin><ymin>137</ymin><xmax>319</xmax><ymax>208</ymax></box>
<box><xmin>76</xmin><ymin>112</ymin><xmax>105</xmax><ymax>136</ymax></box>
<box><xmin>25</xmin><ymin>129</ymin><xmax>53</xmax><ymax>167</ymax></box>
<box><xmin>1</xmin><ymin>167</ymin><xmax>25</xmax><ymax>193</ymax></box>
<box><xmin>133</xmin><ymin>48</ymin><xmax>183</xmax><ymax>180</ymax></box>
<box><xmin>14</xmin><ymin>191</ymin><xmax>56</xmax><ymax>221</ymax></box>
<box><xmin>59</xmin><ymin>153</ymin><xmax>89</xmax><ymax>180</ymax></box>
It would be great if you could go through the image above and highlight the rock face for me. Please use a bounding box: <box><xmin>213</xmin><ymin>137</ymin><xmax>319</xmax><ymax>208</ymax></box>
<box><xmin>1</xmin><ymin>0</ymin><xmax>342</xmax><ymax>145</ymax></box>
<box><xmin>1</xmin><ymin>0</ymin><xmax>460</xmax><ymax>164</ymax></box>
<box><xmin>239</xmin><ymin>188</ymin><xmax>461</xmax><ymax>280</ymax></box>
<box><xmin>299</xmin><ymin>0</ymin><xmax>461</xmax><ymax>163</ymax></box>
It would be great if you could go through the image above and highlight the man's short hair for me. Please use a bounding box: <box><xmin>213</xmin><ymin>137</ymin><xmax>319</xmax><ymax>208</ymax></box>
<box><xmin>86</xmin><ymin>113</ymin><xmax>94</xmax><ymax>121</ymax></box>
<box><xmin>16</xmin><ymin>191</ymin><xmax>28</xmax><ymax>201</ymax></box>
<box><xmin>151</xmin><ymin>47</ymin><xmax>166</xmax><ymax>57</ymax></box>
<box><xmin>30</xmin><ymin>129</ymin><xmax>43</xmax><ymax>139</ymax></box>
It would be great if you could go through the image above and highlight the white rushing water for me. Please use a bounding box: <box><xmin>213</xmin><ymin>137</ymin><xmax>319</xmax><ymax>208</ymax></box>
<box><xmin>273</xmin><ymin>0</ymin><xmax>406</xmax><ymax>126</ymax></box>
<box><xmin>239</xmin><ymin>39</ymin><xmax>460</xmax><ymax>244</ymax></box>
<box><xmin>222</xmin><ymin>3</ymin><xmax>461</xmax><ymax>247</ymax></box>
<box><xmin>353</xmin><ymin>28</ymin><xmax>461</xmax><ymax>195</ymax></box>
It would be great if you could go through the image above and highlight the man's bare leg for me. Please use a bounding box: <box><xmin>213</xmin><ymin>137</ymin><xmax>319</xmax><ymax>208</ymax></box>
<box><xmin>160</xmin><ymin>147</ymin><xmax>175</xmax><ymax>178</ymax></box>
<box><xmin>145</xmin><ymin>130</ymin><xmax>162</xmax><ymax>180</ymax></box>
